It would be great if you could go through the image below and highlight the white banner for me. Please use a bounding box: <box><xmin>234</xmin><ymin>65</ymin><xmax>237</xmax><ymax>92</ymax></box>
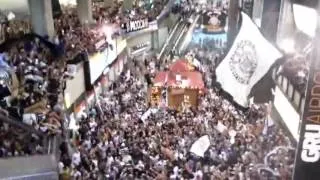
<box><xmin>189</xmin><ymin>135</ymin><xmax>210</xmax><ymax>157</ymax></box>
<box><xmin>216</xmin><ymin>12</ymin><xmax>283</xmax><ymax>107</ymax></box>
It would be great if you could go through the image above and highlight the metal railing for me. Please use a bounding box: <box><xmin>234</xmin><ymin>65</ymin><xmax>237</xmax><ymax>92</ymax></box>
<box><xmin>0</xmin><ymin>155</ymin><xmax>58</xmax><ymax>180</ymax></box>
<box><xmin>272</xmin><ymin>68</ymin><xmax>305</xmax><ymax>115</ymax></box>
<box><xmin>0</xmin><ymin>114</ymin><xmax>59</xmax><ymax>179</ymax></box>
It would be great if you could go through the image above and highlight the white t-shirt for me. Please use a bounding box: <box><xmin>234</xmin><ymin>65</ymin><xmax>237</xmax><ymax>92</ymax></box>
<box><xmin>89</xmin><ymin>121</ymin><xmax>97</xmax><ymax>132</ymax></box>
<box><xmin>72</xmin><ymin>151</ymin><xmax>81</xmax><ymax>167</ymax></box>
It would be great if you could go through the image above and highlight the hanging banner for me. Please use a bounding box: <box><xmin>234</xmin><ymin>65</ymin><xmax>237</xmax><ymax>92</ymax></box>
<box><xmin>293</xmin><ymin>34</ymin><xmax>320</xmax><ymax>179</ymax></box>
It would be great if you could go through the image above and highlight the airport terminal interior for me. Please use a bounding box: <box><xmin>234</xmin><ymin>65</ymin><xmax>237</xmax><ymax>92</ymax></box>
<box><xmin>0</xmin><ymin>0</ymin><xmax>318</xmax><ymax>179</ymax></box>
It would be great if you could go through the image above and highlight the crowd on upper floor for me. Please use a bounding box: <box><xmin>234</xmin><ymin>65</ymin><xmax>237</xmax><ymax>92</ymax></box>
<box><xmin>1</xmin><ymin>0</ymin><xmax>170</xmax><ymax>59</ymax></box>
<box><xmin>0</xmin><ymin>35</ymin><xmax>64</xmax><ymax>134</ymax></box>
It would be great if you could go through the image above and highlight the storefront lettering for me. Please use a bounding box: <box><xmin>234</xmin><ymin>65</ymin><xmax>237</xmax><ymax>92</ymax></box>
<box><xmin>301</xmin><ymin>70</ymin><xmax>320</xmax><ymax>163</ymax></box>
<box><xmin>126</xmin><ymin>19</ymin><xmax>149</xmax><ymax>32</ymax></box>
<box><xmin>301</xmin><ymin>124</ymin><xmax>320</xmax><ymax>162</ymax></box>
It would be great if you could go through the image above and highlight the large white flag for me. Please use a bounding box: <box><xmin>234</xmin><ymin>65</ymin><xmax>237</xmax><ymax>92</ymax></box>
<box><xmin>216</xmin><ymin>12</ymin><xmax>283</xmax><ymax>107</ymax></box>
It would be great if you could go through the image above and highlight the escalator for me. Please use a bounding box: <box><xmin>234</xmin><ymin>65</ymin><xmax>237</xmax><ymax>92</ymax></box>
<box><xmin>177</xmin><ymin>15</ymin><xmax>201</xmax><ymax>54</ymax></box>
<box><xmin>0</xmin><ymin>115</ymin><xmax>59</xmax><ymax>180</ymax></box>
<box><xmin>157</xmin><ymin>14</ymin><xmax>194</xmax><ymax>60</ymax></box>
<box><xmin>158</xmin><ymin>13</ymin><xmax>199</xmax><ymax>60</ymax></box>
<box><xmin>162</xmin><ymin>19</ymin><xmax>189</xmax><ymax>57</ymax></box>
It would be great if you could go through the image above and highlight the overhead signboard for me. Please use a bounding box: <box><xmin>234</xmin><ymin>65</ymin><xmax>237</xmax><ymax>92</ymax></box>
<box><xmin>121</xmin><ymin>18</ymin><xmax>149</xmax><ymax>33</ymax></box>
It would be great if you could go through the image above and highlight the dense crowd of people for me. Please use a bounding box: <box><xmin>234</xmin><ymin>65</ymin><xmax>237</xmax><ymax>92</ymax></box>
<box><xmin>0</xmin><ymin>34</ymin><xmax>64</xmax><ymax>159</ymax></box>
<box><xmin>0</xmin><ymin>19</ymin><xmax>32</xmax><ymax>44</ymax></box>
<box><xmin>0</xmin><ymin>121</ymin><xmax>45</xmax><ymax>158</ymax></box>
<box><xmin>0</xmin><ymin>1</ymin><xmax>298</xmax><ymax>179</ymax></box>
<box><xmin>1</xmin><ymin>0</ymin><xmax>170</xmax><ymax>60</ymax></box>
<box><xmin>0</xmin><ymin>23</ymin><xmax>59</xmax><ymax>158</ymax></box>
<box><xmin>0</xmin><ymin>0</ymin><xmax>171</xmax><ymax>160</ymax></box>
<box><xmin>56</xmin><ymin>47</ymin><xmax>295</xmax><ymax>179</ymax></box>
<box><xmin>56</xmin><ymin>0</ymin><xmax>170</xmax><ymax>59</ymax></box>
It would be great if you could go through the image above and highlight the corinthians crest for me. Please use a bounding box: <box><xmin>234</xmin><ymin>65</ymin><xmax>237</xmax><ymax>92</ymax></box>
<box><xmin>229</xmin><ymin>40</ymin><xmax>258</xmax><ymax>84</ymax></box>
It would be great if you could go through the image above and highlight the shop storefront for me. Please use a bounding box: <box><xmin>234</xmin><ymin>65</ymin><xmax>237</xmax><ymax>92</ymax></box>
<box><xmin>84</xmin><ymin>32</ymin><xmax>128</xmax><ymax>105</ymax></box>
<box><xmin>107</xmin><ymin>51</ymin><xmax>128</xmax><ymax>82</ymax></box>
<box><xmin>64</xmin><ymin>62</ymin><xmax>87</xmax><ymax>116</ymax></box>
<box><xmin>127</xmin><ymin>32</ymin><xmax>152</xmax><ymax>57</ymax></box>
<box><xmin>99</xmin><ymin>37</ymin><xmax>128</xmax><ymax>88</ymax></box>
<box><xmin>63</xmin><ymin>24</ymin><xmax>128</xmax><ymax>122</ymax></box>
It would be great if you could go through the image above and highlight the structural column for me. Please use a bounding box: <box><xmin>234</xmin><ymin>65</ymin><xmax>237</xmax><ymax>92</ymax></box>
<box><xmin>227</xmin><ymin>0</ymin><xmax>239</xmax><ymax>49</ymax></box>
<box><xmin>123</xmin><ymin>0</ymin><xmax>134</xmax><ymax>11</ymax></box>
<box><xmin>76</xmin><ymin>0</ymin><xmax>94</xmax><ymax>25</ymax></box>
<box><xmin>276</xmin><ymin>0</ymin><xmax>296</xmax><ymax>47</ymax></box>
<box><xmin>260</xmin><ymin>0</ymin><xmax>281</xmax><ymax>42</ymax></box>
<box><xmin>151</xmin><ymin>31</ymin><xmax>159</xmax><ymax>51</ymax></box>
<box><xmin>28</xmin><ymin>0</ymin><xmax>55</xmax><ymax>38</ymax></box>
<box><xmin>252</xmin><ymin>0</ymin><xmax>264</xmax><ymax>27</ymax></box>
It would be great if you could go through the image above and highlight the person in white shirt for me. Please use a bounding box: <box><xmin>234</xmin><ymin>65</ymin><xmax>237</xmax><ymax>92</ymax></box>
<box><xmin>72</xmin><ymin>149</ymin><xmax>81</xmax><ymax>167</ymax></box>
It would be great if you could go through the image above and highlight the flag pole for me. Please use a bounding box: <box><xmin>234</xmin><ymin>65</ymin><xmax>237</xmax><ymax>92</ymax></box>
<box><xmin>227</xmin><ymin>0</ymin><xmax>240</xmax><ymax>49</ymax></box>
<box><xmin>292</xmin><ymin>2</ymin><xmax>320</xmax><ymax>180</ymax></box>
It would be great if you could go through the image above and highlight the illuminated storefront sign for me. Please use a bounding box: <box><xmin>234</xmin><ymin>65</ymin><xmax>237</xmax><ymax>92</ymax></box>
<box><xmin>122</xmin><ymin>18</ymin><xmax>149</xmax><ymax>32</ymax></box>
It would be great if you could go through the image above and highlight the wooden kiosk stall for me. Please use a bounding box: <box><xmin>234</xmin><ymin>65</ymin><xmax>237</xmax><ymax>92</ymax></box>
<box><xmin>151</xmin><ymin>60</ymin><xmax>205</xmax><ymax>110</ymax></box>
